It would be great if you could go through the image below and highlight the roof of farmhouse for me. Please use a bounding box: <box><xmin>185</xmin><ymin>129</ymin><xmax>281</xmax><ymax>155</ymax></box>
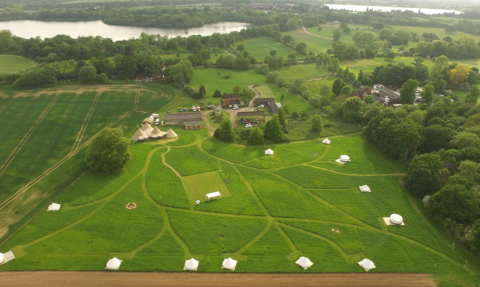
<box><xmin>165</xmin><ymin>112</ymin><xmax>202</xmax><ymax>121</ymax></box>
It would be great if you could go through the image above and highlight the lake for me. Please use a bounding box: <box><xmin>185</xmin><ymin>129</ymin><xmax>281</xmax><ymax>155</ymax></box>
<box><xmin>324</xmin><ymin>4</ymin><xmax>462</xmax><ymax>15</ymax></box>
<box><xmin>0</xmin><ymin>20</ymin><xmax>251</xmax><ymax>41</ymax></box>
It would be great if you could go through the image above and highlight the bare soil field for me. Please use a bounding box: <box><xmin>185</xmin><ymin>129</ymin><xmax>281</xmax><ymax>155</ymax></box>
<box><xmin>0</xmin><ymin>272</ymin><xmax>436</xmax><ymax>287</ymax></box>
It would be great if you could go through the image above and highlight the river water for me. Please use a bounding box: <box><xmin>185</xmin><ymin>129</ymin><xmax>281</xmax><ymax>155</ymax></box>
<box><xmin>324</xmin><ymin>4</ymin><xmax>462</xmax><ymax>15</ymax></box>
<box><xmin>0</xmin><ymin>20</ymin><xmax>251</xmax><ymax>41</ymax></box>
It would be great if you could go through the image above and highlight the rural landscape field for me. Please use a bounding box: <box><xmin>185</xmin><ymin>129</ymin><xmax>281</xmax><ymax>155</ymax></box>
<box><xmin>2</xmin><ymin>0</ymin><xmax>480</xmax><ymax>285</ymax></box>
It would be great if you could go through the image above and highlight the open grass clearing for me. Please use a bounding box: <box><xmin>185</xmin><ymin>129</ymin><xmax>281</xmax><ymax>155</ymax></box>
<box><xmin>234</xmin><ymin>37</ymin><xmax>298</xmax><ymax>60</ymax></box>
<box><xmin>165</xmin><ymin>145</ymin><xmax>218</xmax><ymax>176</ymax></box>
<box><xmin>0</xmin><ymin>55</ymin><xmax>36</xmax><ymax>73</ymax></box>
<box><xmin>182</xmin><ymin>170</ymin><xmax>231</xmax><ymax>207</ymax></box>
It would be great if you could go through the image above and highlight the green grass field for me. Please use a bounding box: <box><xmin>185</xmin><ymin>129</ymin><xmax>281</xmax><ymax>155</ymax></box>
<box><xmin>234</xmin><ymin>37</ymin><xmax>298</xmax><ymax>60</ymax></box>
<box><xmin>182</xmin><ymin>171</ymin><xmax>231</xmax><ymax>207</ymax></box>
<box><xmin>0</xmin><ymin>55</ymin><xmax>36</xmax><ymax>73</ymax></box>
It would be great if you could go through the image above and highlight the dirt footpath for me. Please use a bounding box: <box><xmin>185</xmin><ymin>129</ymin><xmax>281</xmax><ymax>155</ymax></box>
<box><xmin>0</xmin><ymin>272</ymin><xmax>436</xmax><ymax>287</ymax></box>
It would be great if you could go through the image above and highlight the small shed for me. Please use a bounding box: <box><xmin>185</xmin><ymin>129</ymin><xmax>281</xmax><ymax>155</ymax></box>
<box><xmin>106</xmin><ymin>257</ymin><xmax>122</xmax><ymax>270</ymax></box>
<box><xmin>359</xmin><ymin>185</ymin><xmax>371</xmax><ymax>192</ymax></box>
<box><xmin>322</xmin><ymin>138</ymin><xmax>331</xmax><ymax>145</ymax></box>
<box><xmin>47</xmin><ymin>203</ymin><xmax>61</xmax><ymax>211</ymax></box>
<box><xmin>206</xmin><ymin>191</ymin><xmax>221</xmax><ymax>201</ymax></box>
<box><xmin>265</xmin><ymin>148</ymin><xmax>274</xmax><ymax>155</ymax></box>
<box><xmin>184</xmin><ymin>258</ymin><xmax>199</xmax><ymax>271</ymax></box>
<box><xmin>222</xmin><ymin>258</ymin><xmax>238</xmax><ymax>270</ymax></box>
<box><xmin>358</xmin><ymin>258</ymin><xmax>376</xmax><ymax>272</ymax></box>
<box><xmin>296</xmin><ymin>256</ymin><xmax>314</xmax><ymax>270</ymax></box>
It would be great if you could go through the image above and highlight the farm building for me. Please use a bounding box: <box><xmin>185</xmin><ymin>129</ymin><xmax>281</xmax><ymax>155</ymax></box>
<box><xmin>253</xmin><ymin>98</ymin><xmax>279</xmax><ymax>114</ymax></box>
<box><xmin>185</xmin><ymin>121</ymin><xmax>203</xmax><ymax>129</ymax></box>
<box><xmin>274</xmin><ymin>3</ymin><xmax>296</xmax><ymax>9</ymax></box>
<box><xmin>237</xmin><ymin>111</ymin><xmax>265</xmax><ymax>118</ymax></box>
<box><xmin>165</xmin><ymin>112</ymin><xmax>202</xmax><ymax>126</ymax></box>
<box><xmin>221</xmin><ymin>93</ymin><xmax>241</xmax><ymax>107</ymax></box>
<box><xmin>332</xmin><ymin>20</ymin><xmax>341</xmax><ymax>24</ymax></box>
<box><xmin>373</xmin><ymin>84</ymin><xmax>401</xmax><ymax>107</ymax></box>
<box><xmin>351</xmin><ymin>87</ymin><xmax>372</xmax><ymax>99</ymax></box>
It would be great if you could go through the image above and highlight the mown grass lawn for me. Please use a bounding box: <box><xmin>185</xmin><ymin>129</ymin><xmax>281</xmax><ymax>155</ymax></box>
<box><xmin>0</xmin><ymin>55</ymin><xmax>36</xmax><ymax>72</ymax></box>
<box><xmin>0</xmin><ymin>84</ymin><xmax>477</xmax><ymax>285</ymax></box>
<box><xmin>233</xmin><ymin>37</ymin><xmax>298</xmax><ymax>60</ymax></box>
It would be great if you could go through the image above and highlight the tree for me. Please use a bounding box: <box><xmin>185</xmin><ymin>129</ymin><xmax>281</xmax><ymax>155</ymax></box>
<box><xmin>199</xmin><ymin>85</ymin><xmax>206</xmax><ymax>97</ymax></box>
<box><xmin>332</xmin><ymin>28</ymin><xmax>342</xmax><ymax>41</ymax></box>
<box><xmin>277</xmin><ymin>107</ymin><xmax>286</xmax><ymax>129</ymax></box>
<box><xmin>469</xmin><ymin>220</ymin><xmax>480</xmax><ymax>254</ymax></box>
<box><xmin>385</xmin><ymin>49</ymin><xmax>396</xmax><ymax>59</ymax></box>
<box><xmin>448</xmin><ymin>64</ymin><xmax>470</xmax><ymax>86</ymax></box>
<box><xmin>420</xmin><ymin>84</ymin><xmax>434</xmax><ymax>105</ymax></box>
<box><xmin>405</xmin><ymin>153</ymin><xmax>443</xmax><ymax>196</ymax></box>
<box><xmin>381</xmin><ymin>119</ymin><xmax>422</xmax><ymax>160</ymax></box>
<box><xmin>421</xmin><ymin>125</ymin><xmax>455</xmax><ymax>153</ymax></box>
<box><xmin>213</xmin><ymin>90</ymin><xmax>222</xmax><ymax>98</ymax></box>
<box><xmin>341</xmin><ymin>97</ymin><xmax>365</xmax><ymax>122</ymax></box>
<box><xmin>254</xmin><ymin>63</ymin><xmax>270</xmax><ymax>74</ymax></box>
<box><xmin>311</xmin><ymin>115</ymin><xmax>323</xmax><ymax>132</ymax></box>
<box><xmin>433</xmin><ymin>79</ymin><xmax>447</xmax><ymax>94</ymax></box>
<box><xmin>242</xmin><ymin>89</ymin><xmax>255</xmax><ymax>103</ymax></box>
<box><xmin>427</xmin><ymin>184</ymin><xmax>480</xmax><ymax>224</ymax></box>
<box><xmin>233</xmin><ymin>85</ymin><xmax>242</xmax><ymax>94</ymax></box>
<box><xmin>85</xmin><ymin>128</ymin><xmax>131</xmax><ymax>172</ymax></box>
<box><xmin>78</xmin><ymin>65</ymin><xmax>98</xmax><ymax>84</ymax></box>
<box><xmin>467</xmin><ymin>85</ymin><xmax>480</xmax><ymax>100</ymax></box>
<box><xmin>292</xmin><ymin>111</ymin><xmax>299</xmax><ymax>119</ymax></box>
<box><xmin>248</xmin><ymin>127</ymin><xmax>264</xmax><ymax>145</ymax></box>
<box><xmin>328</xmin><ymin>58</ymin><xmax>340</xmax><ymax>73</ymax></box>
<box><xmin>270</xmin><ymin>50</ymin><xmax>277</xmax><ymax>57</ymax></box>
<box><xmin>357</xmin><ymin>70</ymin><xmax>364</xmax><ymax>82</ymax></box>
<box><xmin>266</xmin><ymin>71</ymin><xmax>280</xmax><ymax>83</ymax></box>
<box><xmin>219</xmin><ymin>118</ymin><xmax>235</xmax><ymax>142</ymax></box>
<box><xmin>431</xmin><ymin>55</ymin><xmax>449</xmax><ymax>78</ymax></box>
<box><xmin>400</xmin><ymin>79</ymin><xmax>419</xmax><ymax>105</ymax></box>
<box><xmin>289</xmin><ymin>78</ymin><xmax>305</xmax><ymax>94</ymax></box>
<box><xmin>340</xmin><ymin>85</ymin><xmax>352</xmax><ymax>96</ymax></box>
<box><xmin>264</xmin><ymin>115</ymin><xmax>283</xmax><ymax>140</ymax></box>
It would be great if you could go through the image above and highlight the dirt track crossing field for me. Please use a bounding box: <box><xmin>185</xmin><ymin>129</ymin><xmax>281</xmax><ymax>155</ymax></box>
<box><xmin>0</xmin><ymin>272</ymin><xmax>436</xmax><ymax>287</ymax></box>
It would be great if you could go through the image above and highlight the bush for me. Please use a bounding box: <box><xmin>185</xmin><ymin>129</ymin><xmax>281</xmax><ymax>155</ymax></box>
<box><xmin>248</xmin><ymin>127</ymin><xmax>264</xmax><ymax>145</ymax></box>
<box><xmin>85</xmin><ymin>128</ymin><xmax>131</xmax><ymax>172</ymax></box>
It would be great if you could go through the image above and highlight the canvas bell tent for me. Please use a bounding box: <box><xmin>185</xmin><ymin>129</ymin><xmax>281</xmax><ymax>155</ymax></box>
<box><xmin>322</xmin><ymin>138</ymin><xmax>331</xmax><ymax>144</ymax></box>
<box><xmin>222</xmin><ymin>258</ymin><xmax>238</xmax><ymax>270</ymax></box>
<box><xmin>106</xmin><ymin>257</ymin><xmax>122</xmax><ymax>270</ymax></box>
<box><xmin>295</xmin><ymin>256</ymin><xmax>314</xmax><ymax>270</ymax></box>
<box><xmin>47</xmin><ymin>203</ymin><xmax>61</xmax><ymax>211</ymax></box>
<box><xmin>358</xmin><ymin>258</ymin><xmax>376</xmax><ymax>271</ymax></box>
<box><xmin>184</xmin><ymin>258</ymin><xmax>199</xmax><ymax>271</ymax></box>
<box><xmin>265</xmin><ymin>148</ymin><xmax>274</xmax><ymax>155</ymax></box>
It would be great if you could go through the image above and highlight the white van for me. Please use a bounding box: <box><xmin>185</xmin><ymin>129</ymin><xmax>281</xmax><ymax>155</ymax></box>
<box><xmin>192</xmin><ymin>106</ymin><xmax>197</xmax><ymax>112</ymax></box>
<box><xmin>155</xmin><ymin>119</ymin><xmax>159</xmax><ymax>125</ymax></box>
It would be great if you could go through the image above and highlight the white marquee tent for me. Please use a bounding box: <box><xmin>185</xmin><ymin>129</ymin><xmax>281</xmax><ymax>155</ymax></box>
<box><xmin>131</xmin><ymin>129</ymin><xmax>148</xmax><ymax>142</ymax></box>
<box><xmin>222</xmin><ymin>258</ymin><xmax>238</xmax><ymax>270</ymax></box>
<box><xmin>106</xmin><ymin>257</ymin><xmax>122</xmax><ymax>270</ymax></box>
<box><xmin>206</xmin><ymin>191</ymin><xmax>221</xmax><ymax>201</ymax></box>
<box><xmin>390</xmin><ymin>214</ymin><xmax>403</xmax><ymax>225</ymax></box>
<box><xmin>47</xmin><ymin>203</ymin><xmax>61</xmax><ymax>211</ymax></box>
<box><xmin>322</xmin><ymin>138</ymin><xmax>331</xmax><ymax>145</ymax></box>
<box><xmin>358</xmin><ymin>258</ymin><xmax>376</xmax><ymax>271</ymax></box>
<box><xmin>184</xmin><ymin>258</ymin><xmax>199</xmax><ymax>271</ymax></box>
<box><xmin>295</xmin><ymin>256</ymin><xmax>314</xmax><ymax>270</ymax></box>
<box><xmin>265</xmin><ymin>148</ymin><xmax>274</xmax><ymax>155</ymax></box>
<box><xmin>0</xmin><ymin>253</ymin><xmax>4</xmax><ymax>264</ymax></box>
<box><xmin>340</xmin><ymin>155</ymin><xmax>350</xmax><ymax>162</ymax></box>
<box><xmin>359</xmin><ymin>185</ymin><xmax>371</xmax><ymax>192</ymax></box>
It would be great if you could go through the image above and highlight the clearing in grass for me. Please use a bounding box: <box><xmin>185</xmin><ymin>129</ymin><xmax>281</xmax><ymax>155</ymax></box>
<box><xmin>181</xmin><ymin>171</ymin><xmax>231</xmax><ymax>207</ymax></box>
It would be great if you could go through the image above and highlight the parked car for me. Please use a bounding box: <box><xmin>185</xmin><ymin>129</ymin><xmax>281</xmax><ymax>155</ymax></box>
<box><xmin>183</xmin><ymin>108</ymin><xmax>187</xmax><ymax>112</ymax></box>
<box><xmin>167</xmin><ymin>110</ymin><xmax>170</xmax><ymax>113</ymax></box>
<box><xmin>233</xmin><ymin>104</ymin><xmax>239</xmax><ymax>110</ymax></box>
<box><xmin>197</xmin><ymin>107</ymin><xmax>201</xmax><ymax>111</ymax></box>
<box><xmin>189</xmin><ymin>108</ymin><xmax>193</xmax><ymax>111</ymax></box>
<box><xmin>192</xmin><ymin>107</ymin><xmax>197</xmax><ymax>112</ymax></box>
<box><xmin>258</xmin><ymin>105</ymin><xmax>264</xmax><ymax>108</ymax></box>
<box><xmin>179</xmin><ymin>108</ymin><xmax>183</xmax><ymax>112</ymax></box>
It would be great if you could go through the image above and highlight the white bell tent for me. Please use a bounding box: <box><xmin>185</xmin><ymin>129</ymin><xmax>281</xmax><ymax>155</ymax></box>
<box><xmin>295</xmin><ymin>256</ymin><xmax>314</xmax><ymax>270</ymax></box>
<box><xmin>358</xmin><ymin>258</ymin><xmax>376</xmax><ymax>271</ymax></box>
<box><xmin>265</xmin><ymin>148</ymin><xmax>274</xmax><ymax>155</ymax></box>
<box><xmin>322</xmin><ymin>138</ymin><xmax>331</xmax><ymax>145</ymax></box>
<box><xmin>47</xmin><ymin>203</ymin><xmax>61</xmax><ymax>211</ymax></box>
<box><xmin>0</xmin><ymin>253</ymin><xmax>4</xmax><ymax>264</ymax></box>
<box><xmin>340</xmin><ymin>155</ymin><xmax>350</xmax><ymax>162</ymax></box>
<box><xmin>184</xmin><ymin>258</ymin><xmax>199</xmax><ymax>271</ymax></box>
<box><xmin>222</xmin><ymin>258</ymin><xmax>238</xmax><ymax>270</ymax></box>
<box><xmin>389</xmin><ymin>214</ymin><xmax>403</xmax><ymax>225</ymax></box>
<box><xmin>106</xmin><ymin>257</ymin><xmax>122</xmax><ymax>270</ymax></box>
<box><xmin>359</xmin><ymin>185</ymin><xmax>371</xmax><ymax>192</ymax></box>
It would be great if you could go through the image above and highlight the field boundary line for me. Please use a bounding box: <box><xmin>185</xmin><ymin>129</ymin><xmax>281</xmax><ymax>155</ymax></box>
<box><xmin>71</xmin><ymin>91</ymin><xmax>101</xmax><ymax>152</ymax></box>
<box><xmin>0</xmin><ymin>93</ymin><xmax>61</xmax><ymax>178</ymax></box>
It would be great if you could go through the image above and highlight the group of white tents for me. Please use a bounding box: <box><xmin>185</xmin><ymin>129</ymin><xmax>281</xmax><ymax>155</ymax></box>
<box><xmin>132</xmin><ymin>123</ymin><xmax>177</xmax><ymax>142</ymax></box>
<box><xmin>104</xmin><ymin>256</ymin><xmax>376</xmax><ymax>272</ymax></box>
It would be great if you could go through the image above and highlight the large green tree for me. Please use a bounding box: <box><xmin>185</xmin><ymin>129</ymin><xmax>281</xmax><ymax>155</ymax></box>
<box><xmin>400</xmin><ymin>79</ymin><xmax>419</xmax><ymax>104</ymax></box>
<box><xmin>248</xmin><ymin>127</ymin><xmax>264</xmax><ymax>145</ymax></box>
<box><xmin>264</xmin><ymin>115</ymin><xmax>283</xmax><ymax>140</ymax></box>
<box><xmin>405</xmin><ymin>153</ymin><xmax>443</xmax><ymax>196</ymax></box>
<box><xmin>427</xmin><ymin>184</ymin><xmax>480</xmax><ymax>224</ymax></box>
<box><xmin>86</xmin><ymin>128</ymin><xmax>132</xmax><ymax>172</ymax></box>
<box><xmin>311</xmin><ymin>115</ymin><xmax>323</xmax><ymax>132</ymax></box>
<box><xmin>219</xmin><ymin>118</ymin><xmax>235</xmax><ymax>142</ymax></box>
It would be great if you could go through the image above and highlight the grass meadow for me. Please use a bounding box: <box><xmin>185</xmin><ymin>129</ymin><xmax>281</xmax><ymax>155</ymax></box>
<box><xmin>0</xmin><ymin>55</ymin><xmax>36</xmax><ymax>72</ymax></box>
<box><xmin>0</xmin><ymin>79</ymin><xmax>479</xmax><ymax>286</ymax></box>
<box><xmin>233</xmin><ymin>37</ymin><xmax>298</xmax><ymax>60</ymax></box>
